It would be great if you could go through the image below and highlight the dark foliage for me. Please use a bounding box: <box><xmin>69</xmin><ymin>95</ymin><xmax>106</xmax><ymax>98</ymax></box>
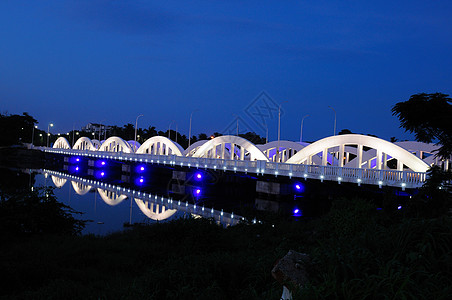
<box><xmin>0</xmin><ymin>187</ymin><xmax>87</xmax><ymax>237</ymax></box>
<box><xmin>392</xmin><ymin>93</ymin><xmax>452</xmax><ymax>159</ymax></box>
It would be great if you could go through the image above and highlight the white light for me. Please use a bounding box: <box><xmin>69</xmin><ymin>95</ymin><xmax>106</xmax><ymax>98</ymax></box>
<box><xmin>320</xmin><ymin>175</ymin><xmax>324</xmax><ymax>179</ymax></box>
<box><xmin>304</xmin><ymin>174</ymin><xmax>308</xmax><ymax>177</ymax></box>
<box><xmin>338</xmin><ymin>177</ymin><xmax>342</xmax><ymax>181</ymax></box>
<box><xmin>357</xmin><ymin>178</ymin><xmax>362</xmax><ymax>183</ymax></box>
<box><xmin>378</xmin><ymin>181</ymin><xmax>383</xmax><ymax>185</ymax></box>
<box><xmin>401</xmin><ymin>183</ymin><xmax>406</xmax><ymax>187</ymax></box>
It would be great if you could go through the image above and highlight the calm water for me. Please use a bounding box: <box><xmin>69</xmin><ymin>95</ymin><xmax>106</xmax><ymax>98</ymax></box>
<box><xmin>1</xmin><ymin>154</ymin><xmax>345</xmax><ymax>235</ymax></box>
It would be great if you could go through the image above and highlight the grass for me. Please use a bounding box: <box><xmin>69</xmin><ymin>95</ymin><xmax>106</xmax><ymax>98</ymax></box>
<box><xmin>1</xmin><ymin>198</ymin><xmax>451</xmax><ymax>299</ymax></box>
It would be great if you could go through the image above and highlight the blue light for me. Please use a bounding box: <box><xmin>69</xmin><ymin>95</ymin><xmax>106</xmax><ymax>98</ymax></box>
<box><xmin>75</xmin><ymin>167</ymin><xmax>79</xmax><ymax>171</ymax></box>
<box><xmin>293</xmin><ymin>207</ymin><xmax>302</xmax><ymax>216</ymax></box>
<box><xmin>398</xmin><ymin>205</ymin><xmax>402</xmax><ymax>210</ymax></box>
<box><xmin>136</xmin><ymin>165</ymin><xmax>146</xmax><ymax>173</ymax></box>
<box><xmin>139</xmin><ymin>178</ymin><xmax>144</xmax><ymax>183</ymax></box>
<box><xmin>100</xmin><ymin>172</ymin><xmax>105</xmax><ymax>177</ymax></box>
<box><xmin>196</xmin><ymin>189</ymin><xmax>201</xmax><ymax>194</ymax></box>
<box><xmin>294</xmin><ymin>182</ymin><xmax>304</xmax><ymax>192</ymax></box>
<box><xmin>194</xmin><ymin>172</ymin><xmax>203</xmax><ymax>181</ymax></box>
<box><xmin>76</xmin><ymin>158</ymin><xmax>80</xmax><ymax>162</ymax></box>
<box><xmin>101</xmin><ymin>161</ymin><xmax>106</xmax><ymax>166</ymax></box>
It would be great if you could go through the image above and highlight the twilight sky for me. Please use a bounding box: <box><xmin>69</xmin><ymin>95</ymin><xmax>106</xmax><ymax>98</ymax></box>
<box><xmin>1</xmin><ymin>0</ymin><xmax>451</xmax><ymax>143</ymax></box>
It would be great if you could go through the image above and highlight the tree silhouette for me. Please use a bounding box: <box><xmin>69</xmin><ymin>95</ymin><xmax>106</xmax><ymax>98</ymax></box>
<box><xmin>392</xmin><ymin>93</ymin><xmax>452</xmax><ymax>159</ymax></box>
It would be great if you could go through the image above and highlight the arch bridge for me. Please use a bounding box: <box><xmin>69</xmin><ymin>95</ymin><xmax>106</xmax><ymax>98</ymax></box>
<box><xmin>47</xmin><ymin>134</ymin><xmax>449</xmax><ymax>189</ymax></box>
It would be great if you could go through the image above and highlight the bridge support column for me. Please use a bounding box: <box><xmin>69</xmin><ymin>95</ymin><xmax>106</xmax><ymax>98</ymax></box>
<box><xmin>240</xmin><ymin>146</ymin><xmax>245</xmax><ymax>160</ymax></box>
<box><xmin>357</xmin><ymin>145</ymin><xmax>363</xmax><ymax>168</ymax></box>
<box><xmin>230</xmin><ymin>144</ymin><xmax>235</xmax><ymax>160</ymax></box>
<box><xmin>376</xmin><ymin>149</ymin><xmax>382</xmax><ymax>170</ymax></box>
<box><xmin>339</xmin><ymin>144</ymin><xmax>345</xmax><ymax>167</ymax></box>
<box><xmin>221</xmin><ymin>143</ymin><xmax>225</xmax><ymax>159</ymax></box>
<box><xmin>322</xmin><ymin>149</ymin><xmax>328</xmax><ymax>166</ymax></box>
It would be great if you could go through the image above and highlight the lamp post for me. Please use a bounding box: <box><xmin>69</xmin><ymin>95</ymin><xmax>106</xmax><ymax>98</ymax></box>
<box><xmin>265</xmin><ymin>122</ymin><xmax>268</xmax><ymax>144</ymax></box>
<box><xmin>188</xmin><ymin>109</ymin><xmax>198</xmax><ymax>148</ymax></box>
<box><xmin>328</xmin><ymin>106</ymin><xmax>336</xmax><ymax>136</ymax></box>
<box><xmin>277</xmin><ymin>101</ymin><xmax>288</xmax><ymax>162</ymax></box>
<box><xmin>134</xmin><ymin>114</ymin><xmax>143</xmax><ymax>152</ymax></box>
<box><xmin>175</xmin><ymin>123</ymin><xmax>178</xmax><ymax>144</ymax></box>
<box><xmin>168</xmin><ymin>120</ymin><xmax>175</xmax><ymax>139</ymax></box>
<box><xmin>47</xmin><ymin>123</ymin><xmax>53</xmax><ymax>147</ymax></box>
<box><xmin>232</xmin><ymin>114</ymin><xmax>239</xmax><ymax>136</ymax></box>
<box><xmin>300</xmin><ymin>114</ymin><xmax>310</xmax><ymax>143</ymax></box>
<box><xmin>31</xmin><ymin>125</ymin><xmax>37</xmax><ymax>147</ymax></box>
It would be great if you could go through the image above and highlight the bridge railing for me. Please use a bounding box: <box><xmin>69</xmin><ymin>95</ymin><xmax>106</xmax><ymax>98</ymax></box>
<box><xmin>44</xmin><ymin>148</ymin><xmax>426</xmax><ymax>188</ymax></box>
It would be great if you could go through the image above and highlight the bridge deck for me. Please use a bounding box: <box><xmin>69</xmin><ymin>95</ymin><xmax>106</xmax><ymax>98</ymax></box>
<box><xmin>45</xmin><ymin>148</ymin><xmax>426</xmax><ymax>189</ymax></box>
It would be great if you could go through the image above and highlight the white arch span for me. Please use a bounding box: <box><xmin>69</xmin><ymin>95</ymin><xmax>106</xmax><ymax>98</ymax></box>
<box><xmin>53</xmin><ymin>137</ymin><xmax>71</xmax><ymax>149</ymax></box>
<box><xmin>184</xmin><ymin>140</ymin><xmax>208</xmax><ymax>157</ymax></box>
<box><xmin>73</xmin><ymin>137</ymin><xmax>96</xmax><ymax>151</ymax></box>
<box><xmin>71</xmin><ymin>181</ymin><xmax>92</xmax><ymax>195</ymax></box>
<box><xmin>51</xmin><ymin>176</ymin><xmax>67</xmax><ymax>188</ymax></box>
<box><xmin>286</xmin><ymin>134</ymin><xmax>430</xmax><ymax>172</ymax></box>
<box><xmin>98</xmin><ymin>137</ymin><xmax>133</xmax><ymax>153</ymax></box>
<box><xmin>258</xmin><ymin>141</ymin><xmax>309</xmax><ymax>163</ymax></box>
<box><xmin>134</xmin><ymin>199</ymin><xmax>177</xmax><ymax>221</ymax></box>
<box><xmin>192</xmin><ymin>135</ymin><xmax>269</xmax><ymax>161</ymax></box>
<box><xmin>97</xmin><ymin>189</ymin><xmax>128</xmax><ymax>206</ymax></box>
<box><xmin>137</xmin><ymin>136</ymin><xmax>184</xmax><ymax>156</ymax></box>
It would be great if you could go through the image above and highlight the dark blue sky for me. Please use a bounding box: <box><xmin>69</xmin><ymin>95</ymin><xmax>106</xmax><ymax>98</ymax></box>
<box><xmin>1</xmin><ymin>1</ymin><xmax>451</xmax><ymax>142</ymax></box>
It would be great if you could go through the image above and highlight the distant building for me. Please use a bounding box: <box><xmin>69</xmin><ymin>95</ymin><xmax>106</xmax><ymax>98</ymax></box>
<box><xmin>82</xmin><ymin>123</ymin><xmax>112</xmax><ymax>136</ymax></box>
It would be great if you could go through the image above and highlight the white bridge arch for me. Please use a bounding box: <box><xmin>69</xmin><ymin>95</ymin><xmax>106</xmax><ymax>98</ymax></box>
<box><xmin>53</xmin><ymin>137</ymin><xmax>71</xmax><ymax>149</ymax></box>
<box><xmin>71</xmin><ymin>182</ymin><xmax>92</xmax><ymax>195</ymax></box>
<box><xmin>137</xmin><ymin>136</ymin><xmax>184</xmax><ymax>156</ymax></box>
<box><xmin>134</xmin><ymin>199</ymin><xmax>177</xmax><ymax>221</ymax></box>
<box><xmin>98</xmin><ymin>137</ymin><xmax>133</xmax><ymax>153</ymax></box>
<box><xmin>97</xmin><ymin>188</ymin><xmax>128</xmax><ymax>206</ymax></box>
<box><xmin>286</xmin><ymin>134</ymin><xmax>430</xmax><ymax>172</ymax></box>
<box><xmin>192</xmin><ymin>135</ymin><xmax>269</xmax><ymax>161</ymax></box>
<box><xmin>73</xmin><ymin>137</ymin><xmax>96</xmax><ymax>151</ymax></box>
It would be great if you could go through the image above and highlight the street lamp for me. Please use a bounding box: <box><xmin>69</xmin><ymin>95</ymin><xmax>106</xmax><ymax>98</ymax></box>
<box><xmin>31</xmin><ymin>125</ymin><xmax>37</xmax><ymax>147</ymax></box>
<box><xmin>188</xmin><ymin>109</ymin><xmax>199</xmax><ymax>148</ymax></box>
<box><xmin>232</xmin><ymin>114</ymin><xmax>239</xmax><ymax>136</ymax></box>
<box><xmin>134</xmin><ymin>114</ymin><xmax>143</xmax><ymax>152</ymax></box>
<box><xmin>277</xmin><ymin>101</ymin><xmax>288</xmax><ymax>162</ymax></box>
<box><xmin>47</xmin><ymin>123</ymin><xmax>53</xmax><ymax>147</ymax></box>
<box><xmin>300</xmin><ymin>114</ymin><xmax>310</xmax><ymax>143</ymax></box>
<box><xmin>168</xmin><ymin>120</ymin><xmax>175</xmax><ymax>139</ymax></box>
<box><xmin>328</xmin><ymin>106</ymin><xmax>336</xmax><ymax>136</ymax></box>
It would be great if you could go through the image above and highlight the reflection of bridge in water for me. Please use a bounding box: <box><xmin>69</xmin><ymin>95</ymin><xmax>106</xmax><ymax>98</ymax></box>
<box><xmin>45</xmin><ymin>134</ymin><xmax>451</xmax><ymax>189</ymax></box>
<box><xmin>45</xmin><ymin>169</ymin><xmax>240</xmax><ymax>226</ymax></box>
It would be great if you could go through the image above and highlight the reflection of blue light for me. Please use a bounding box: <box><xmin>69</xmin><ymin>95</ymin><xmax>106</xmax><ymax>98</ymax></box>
<box><xmin>193</xmin><ymin>188</ymin><xmax>202</xmax><ymax>197</ymax></box>
<box><xmin>76</xmin><ymin>158</ymin><xmax>80</xmax><ymax>162</ymax></box>
<box><xmin>136</xmin><ymin>165</ymin><xmax>146</xmax><ymax>173</ymax></box>
<box><xmin>94</xmin><ymin>170</ymin><xmax>107</xmax><ymax>179</ymax></box>
<box><xmin>293</xmin><ymin>207</ymin><xmax>302</xmax><ymax>216</ymax></box>
<box><xmin>75</xmin><ymin>167</ymin><xmax>79</xmax><ymax>171</ymax></box>
<box><xmin>101</xmin><ymin>161</ymin><xmax>106</xmax><ymax>166</ymax></box>
<box><xmin>139</xmin><ymin>178</ymin><xmax>144</xmax><ymax>183</ymax></box>
<box><xmin>398</xmin><ymin>205</ymin><xmax>402</xmax><ymax>210</ymax></box>
<box><xmin>294</xmin><ymin>182</ymin><xmax>304</xmax><ymax>192</ymax></box>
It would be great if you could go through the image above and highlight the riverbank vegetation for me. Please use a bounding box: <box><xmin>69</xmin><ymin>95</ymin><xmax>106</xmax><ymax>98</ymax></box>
<box><xmin>1</xmin><ymin>188</ymin><xmax>450</xmax><ymax>299</ymax></box>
